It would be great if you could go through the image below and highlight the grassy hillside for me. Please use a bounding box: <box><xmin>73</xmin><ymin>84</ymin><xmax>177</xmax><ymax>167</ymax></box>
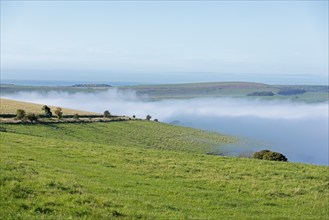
<box><xmin>0</xmin><ymin>98</ymin><xmax>97</xmax><ymax>115</ymax></box>
<box><xmin>1</xmin><ymin>121</ymin><xmax>235</xmax><ymax>154</ymax></box>
<box><xmin>1</xmin><ymin>122</ymin><xmax>328</xmax><ymax>219</ymax></box>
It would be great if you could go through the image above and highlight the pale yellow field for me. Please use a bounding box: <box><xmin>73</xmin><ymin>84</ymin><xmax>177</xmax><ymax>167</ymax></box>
<box><xmin>0</xmin><ymin>98</ymin><xmax>98</xmax><ymax>115</ymax></box>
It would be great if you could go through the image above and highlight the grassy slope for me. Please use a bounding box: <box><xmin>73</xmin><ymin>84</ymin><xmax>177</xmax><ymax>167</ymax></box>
<box><xmin>0</xmin><ymin>122</ymin><xmax>235</xmax><ymax>154</ymax></box>
<box><xmin>0</xmin><ymin>98</ymin><xmax>97</xmax><ymax>115</ymax></box>
<box><xmin>1</xmin><ymin>122</ymin><xmax>328</xmax><ymax>219</ymax></box>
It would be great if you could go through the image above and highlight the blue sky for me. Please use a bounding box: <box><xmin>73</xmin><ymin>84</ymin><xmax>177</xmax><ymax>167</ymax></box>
<box><xmin>1</xmin><ymin>1</ymin><xmax>328</xmax><ymax>84</ymax></box>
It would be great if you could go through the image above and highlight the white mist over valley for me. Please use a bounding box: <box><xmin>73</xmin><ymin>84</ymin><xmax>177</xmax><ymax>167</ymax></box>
<box><xmin>3</xmin><ymin>89</ymin><xmax>328</xmax><ymax>165</ymax></box>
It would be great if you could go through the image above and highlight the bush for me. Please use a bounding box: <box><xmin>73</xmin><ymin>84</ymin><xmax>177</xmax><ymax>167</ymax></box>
<box><xmin>42</xmin><ymin>105</ymin><xmax>52</xmax><ymax>117</ymax></box>
<box><xmin>54</xmin><ymin>107</ymin><xmax>63</xmax><ymax>119</ymax></box>
<box><xmin>103</xmin><ymin>110</ymin><xmax>111</xmax><ymax>118</ymax></box>
<box><xmin>253</xmin><ymin>150</ymin><xmax>271</xmax><ymax>159</ymax></box>
<box><xmin>25</xmin><ymin>113</ymin><xmax>38</xmax><ymax>123</ymax></box>
<box><xmin>146</xmin><ymin>115</ymin><xmax>152</xmax><ymax>121</ymax></box>
<box><xmin>253</xmin><ymin>150</ymin><xmax>288</xmax><ymax>162</ymax></box>
<box><xmin>263</xmin><ymin>152</ymin><xmax>288</xmax><ymax>161</ymax></box>
<box><xmin>154</xmin><ymin>119</ymin><xmax>159</xmax><ymax>122</ymax></box>
<box><xmin>16</xmin><ymin>109</ymin><xmax>26</xmax><ymax>120</ymax></box>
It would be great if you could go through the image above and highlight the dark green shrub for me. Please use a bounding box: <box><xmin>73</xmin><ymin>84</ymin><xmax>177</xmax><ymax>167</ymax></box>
<box><xmin>263</xmin><ymin>151</ymin><xmax>288</xmax><ymax>161</ymax></box>
<box><xmin>16</xmin><ymin>109</ymin><xmax>26</xmax><ymax>120</ymax></box>
<box><xmin>103</xmin><ymin>110</ymin><xmax>111</xmax><ymax>118</ymax></box>
<box><xmin>253</xmin><ymin>150</ymin><xmax>288</xmax><ymax>162</ymax></box>
<box><xmin>42</xmin><ymin>105</ymin><xmax>52</xmax><ymax>117</ymax></box>
<box><xmin>25</xmin><ymin>113</ymin><xmax>38</xmax><ymax>123</ymax></box>
<box><xmin>253</xmin><ymin>150</ymin><xmax>271</xmax><ymax>159</ymax></box>
<box><xmin>146</xmin><ymin>115</ymin><xmax>152</xmax><ymax>121</ymax></box>
<box><xmin>154</xmin><ymin>119</ymin><xmax>159</xmax><ymax>122</ymax></box>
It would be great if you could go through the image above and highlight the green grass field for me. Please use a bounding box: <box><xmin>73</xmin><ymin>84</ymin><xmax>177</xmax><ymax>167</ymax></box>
<box><xmin>1</xmin><ymin>121</ymin><xmax>328</xmax><ymax>219</ymax></box>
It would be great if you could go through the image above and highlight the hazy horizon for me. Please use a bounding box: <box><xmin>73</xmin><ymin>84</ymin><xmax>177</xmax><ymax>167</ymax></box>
<box><xmin>1</xmin><ymin>72</ymin><xmax>328</xmax><ymax>86</ymax></box>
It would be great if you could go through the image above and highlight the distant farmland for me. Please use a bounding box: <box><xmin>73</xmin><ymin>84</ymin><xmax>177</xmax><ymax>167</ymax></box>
<box><xmin>1</xmin><ymin>82</ymin><xmax>328</xmax><ymax>102</ymax></box>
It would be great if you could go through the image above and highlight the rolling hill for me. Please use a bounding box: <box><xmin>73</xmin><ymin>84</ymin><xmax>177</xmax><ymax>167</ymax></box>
<box><xmin>0</xmin><ymin>98</ymin><xmax>97</xmax><ymax>115</ymax></box>
<box><xmin>1</xmin><ymin>120</ymin><xmax>328</xmax><ymax>219</ymax></box>
<box><xmin>1</xmin><ymin>82</ymin><xmax>328</xmax><ymax>102</ymax></box>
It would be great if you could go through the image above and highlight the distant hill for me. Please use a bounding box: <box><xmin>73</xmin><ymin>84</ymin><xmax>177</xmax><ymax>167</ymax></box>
<box><xmin>120</xmin><ymin>82</ymin><xmax>329</xmax><ymax>102</ymax></box>
<box><xmin>72</xmin><ymin>84</ymin><xmax>111</xmax><ymax>87</ymax></box>
<box><xmin>1</xmin><ymin>81</ymin><xmax>328</xmax><ymax>102</ymax></box>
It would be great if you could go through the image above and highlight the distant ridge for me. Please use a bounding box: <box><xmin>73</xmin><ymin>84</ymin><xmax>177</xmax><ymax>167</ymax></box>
<box><xmin>72</xmin><ymin>84</ymin><xmax>111</xmax><ymax>87</ymax></box>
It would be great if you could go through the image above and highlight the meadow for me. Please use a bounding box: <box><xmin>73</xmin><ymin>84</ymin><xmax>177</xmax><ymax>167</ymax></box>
<box><xmin>1</xmin><ymin>121</ymin><xmax>328</xmax><ymax>219</ymax></box>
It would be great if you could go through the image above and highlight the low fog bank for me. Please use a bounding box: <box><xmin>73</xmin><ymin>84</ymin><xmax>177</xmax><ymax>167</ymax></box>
<box><xmin>2</xmin><ymin>89</ymin><xmax>328</xmax><ymax>165</ymax></box>
<box><xmin>177</xmin><ymin>115</ymin><xmax>328</xmax><ymax>165</ymax></box>
<box><xmin>2</xmin><ymin>88</ymin><xmax>328</xmax><ymax>121</ymax></box>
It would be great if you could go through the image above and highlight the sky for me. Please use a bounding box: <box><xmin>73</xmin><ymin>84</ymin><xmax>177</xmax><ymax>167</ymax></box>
<box><xmin>1</xmin><ymin>1</ymin><xmax>328</xmax><ymax>84</ymax></box>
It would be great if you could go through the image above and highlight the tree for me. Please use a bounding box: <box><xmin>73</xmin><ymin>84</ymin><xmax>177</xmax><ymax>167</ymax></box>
<box><xmin>25</xmin><ymin>113</ymin><xmax>38</xmax><ymax>123</ymax></box>
<box><xmin>54</xmin><ymin>107</ymin><xmax>63</xmax><ymax>119</ymax></box>
<box><xmin>146</xmin><ymin>115</ymin><xmax>152</xmax><ymax>121</ymax></box>
<box><xmin>154</xmin><ymin>119</ymin><xmax>159</xmax><ymax>122</ymax></box>
<box><xmin>42</xmin><ymin>105</ymin><xmax>52</xmax><ymax>117</ymax></box>
<box><xmin>16</xmin><ymin>109</ymin><xmax>26</xmax><ymax>120</ymax></box>
<box><xmin>103</xmin><ymin>110</ymin><xmax>111</xmax><ymax>118</ymax></box>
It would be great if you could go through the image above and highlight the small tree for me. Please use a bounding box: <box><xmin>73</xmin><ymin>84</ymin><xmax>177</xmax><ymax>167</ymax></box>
<box><xmin>103</xmin><ymin>110</ymin><xmax>111</xmax><ymax>118</ymax></box>
<box><xmin>16</xmin><ymin>109</ymin><xmax>26</xmax><ymax>120</ymax></box>
<box><xmin>54</xmin><ymin>107</ymin><xmax>63</xmax><ymax>119</ymax></box>
<box><xmin>42</xmin><ymin>105</ymin><xmax>52</xmax><ymax>117</ymax></box>
<box><xmin>146</xmin><ymin>115</ymin><xmax>152</xmax><ymax>121</ymax></box>
<box><xmin>25</xmin><ymin>113</ymin><xmax>38</xmax><ymax>123</ymax></box>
